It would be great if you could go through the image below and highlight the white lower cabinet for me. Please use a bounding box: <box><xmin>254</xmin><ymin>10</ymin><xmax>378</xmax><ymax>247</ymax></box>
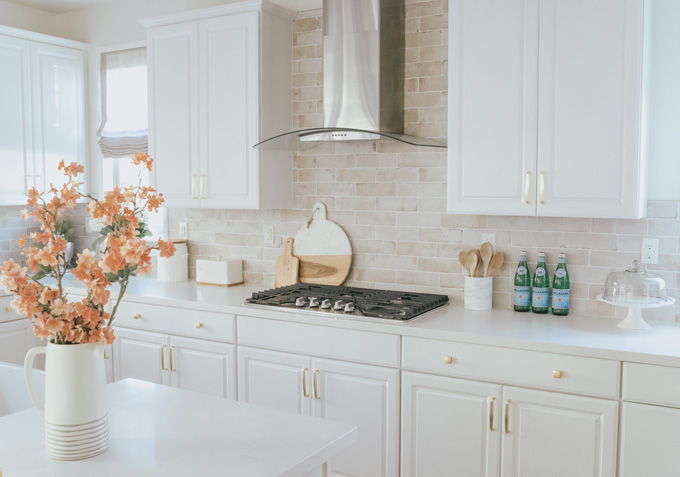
<box><xmin>402</xmin><ymin>372</ymin><xmax>501</xmax><ymax>477</ymax></box>
<box><xmin>0</xmin><ymin>319</ymin><xmax>35</xmax><ymax>366</ymax></box>
<box><xmin>113</xmin><ymin>327</ymin><xmax>236</xmax><ymax>399</ymax></box>
<box><xmin>238</xmin><ymin>345</ymin><xmax>399</xmax><ymax>477</ymax></box>
<box><xmin>401</xmin><ymin>376</ymin><xmax>618</xmax><ymax>477</ymax></box>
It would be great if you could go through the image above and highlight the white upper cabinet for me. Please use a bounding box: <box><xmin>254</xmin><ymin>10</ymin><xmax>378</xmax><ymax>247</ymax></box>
<box><xmin>144</xmin><ymin>1</ymin><xmax>295</xmax><ymax>210</ymax></box>
<box><xmin>0</xmin><ymin>28</ymin><xmax>87</xmax><ymax>205</ymax></box>
<box><xmin>447</xmin><ymin>0</ymin><xmax>647</xmax><ymax>218</ymax></box>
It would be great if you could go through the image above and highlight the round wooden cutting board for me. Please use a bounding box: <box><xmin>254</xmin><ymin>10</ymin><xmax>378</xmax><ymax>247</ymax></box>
<box><xmin>293</xmin><ymin>202</ymin><xmax>352</xmax><ymax>285</ymax></box>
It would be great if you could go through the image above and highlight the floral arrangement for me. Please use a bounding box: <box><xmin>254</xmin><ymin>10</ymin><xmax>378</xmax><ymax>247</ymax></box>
<box><xmin>0</xmin><ymin>153</ymin><xmax>175</xmax><ymax>345</ymax></box>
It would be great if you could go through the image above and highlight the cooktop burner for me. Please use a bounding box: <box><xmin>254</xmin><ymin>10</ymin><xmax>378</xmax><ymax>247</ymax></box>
<box><xmin>245</xmin><ymin>284</ymin><xmax>449</xmax><ymax>321</ymax></box>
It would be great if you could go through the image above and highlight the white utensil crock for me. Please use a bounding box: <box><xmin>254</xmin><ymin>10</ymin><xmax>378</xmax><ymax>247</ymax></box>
<box><xmin>24</xmin><ymin>341</ymin><xmax>109</xmax><ymax>460</ymax></box>
<box><xmin>464</xmin><ymin>276</ymin><xmax>493</xmax><ymax>311</ymax></box>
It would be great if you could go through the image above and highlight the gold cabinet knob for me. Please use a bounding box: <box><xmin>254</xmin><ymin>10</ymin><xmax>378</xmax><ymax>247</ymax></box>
<box><xmin>133</xmin><ymin>313</ymin><xmax>141</xmax><ymax>319</ymax></box>
<box><xmin>444</xmin><ymin>356</ymin><xmax>453</xmax><ymax>365</ymax></box>
<box><xmin>553</xmin><ymin>370</ymin><xmax>563</xmax><ymax>379</ymax></box>
<box><xmin>5</xmin><ymin>306</ymin><xmax>12</xmax><ymax>313</ymax></box>
<box><xmin>194</xmin><ymin>322</ymin><xmax>203</xmax><ymax>329</ymax></box>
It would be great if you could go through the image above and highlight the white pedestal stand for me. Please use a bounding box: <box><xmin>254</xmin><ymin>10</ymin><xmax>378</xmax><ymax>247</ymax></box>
<box><xmin>596</xmin><ymin>294</ymin><xmax>676</xmax><ymax>330</ymax></box>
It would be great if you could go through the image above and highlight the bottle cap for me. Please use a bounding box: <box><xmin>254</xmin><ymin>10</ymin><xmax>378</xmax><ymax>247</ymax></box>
<box><xmin>538</xmin><ymin>252</ymin><xmax>545</xmax><ymax>257</ymax></box>
<box><xmin>520</xmin><ymin>251</ymin><xmax>527</xmax><ymax>256</ymax></box>
<box><xmin>559</xmin><ymin>253</ymin><xmax>566</xmax><ymax>258</ymax></box>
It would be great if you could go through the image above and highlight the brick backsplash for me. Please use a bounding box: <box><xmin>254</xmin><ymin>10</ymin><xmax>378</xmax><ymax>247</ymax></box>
<box><xmin>3</xmin><ymin>1</ymin><xmax>678</xmax><ymax>322</ymax></box>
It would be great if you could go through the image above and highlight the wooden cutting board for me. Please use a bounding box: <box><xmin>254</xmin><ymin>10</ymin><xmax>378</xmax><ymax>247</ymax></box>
<box><xmin>275</xmin><ymin>238</ymin><xmax>299</xmax><ymax>288</ymax></box>
<box><xmin>293</xmin><ymin>202</ymin><xmax>352</xmax><ymax>285</ymax></box>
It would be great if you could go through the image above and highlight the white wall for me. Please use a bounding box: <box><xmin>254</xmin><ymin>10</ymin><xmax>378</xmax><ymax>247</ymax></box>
<box><xmin>647</xmin><ymin>0</ymin><xmax>680</xmax><ymax>200</ymax></box>
<box><xmin>0</xmin><ymin>0</ymin><xmax>56</xmax><ymax>35</ymax></box>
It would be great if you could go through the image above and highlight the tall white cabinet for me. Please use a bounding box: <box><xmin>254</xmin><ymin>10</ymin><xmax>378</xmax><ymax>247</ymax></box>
<box><xmin>0</xmin><ymin>27</ymin><xmax>87</xmax><ymax>205</ymax></box>
<box><xmin>447</xmin><ymin>0</ymin><xmax>647</xmax><ymax>218</ymax></box>
<box><xmin>143</xmin><ymin>1</ymin><xmax>294</xmax><ymax>210</ymax></box>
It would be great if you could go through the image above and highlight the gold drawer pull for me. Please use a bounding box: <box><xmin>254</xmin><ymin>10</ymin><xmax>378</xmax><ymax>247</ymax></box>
<box><xmin>170</xmin><ymin>346</ymin><xmax>176</xmax><ymax>372</ymax></box>
<box><xmin>302</xmin><ymin>368</ymin><xmax>309</xmax><ymax>398</ymax></box>
<box><xmin>313</xmin><ymin>369</ymin><xmax>321</xmax><ymax>400</ymax></box>
<box><xmin>524</xmin><ymin>171</ymin><xmax>532</xmax><ymax>204</ymax></box>
<box><xmin>553</xmin><ymin>370</ymin><xmax>563</xmax><ymax>379</ymax></box>
<box><xmin>133</xmin><ymin>313</ymin><xmax>141</xmax><ymax>320</ymax></box>
<box><xmin>444</xmin><ymin>356</ymin><xmax>453</xmax><ymax>365</ymax></box>
<box><xmin>104</xmin><ymin>350</ymin><xmax>110</xmax><ymax>360</ymax></box>
<box><xmin>194</xmin><ymin>322</ymin><xmax>203</xmax><ymax>329</ymax></box>
<box><xmin>161</xmin><ymin>345</ymin><xmax>168</xmax><ymax>370</ymax></box>
<box><xmin>5</xmin><ymin>306</ymin><xmax>12</xmax><ymax>313</ymax></box>
<box><xmin>505</xmin><ymin>400</ymin><xmax>511</xmax><ymax>434</ymax></box>
<box><xmin>489</xmin><ymin>397</ymin><xmax>496</xmax><ymax>431</ymax></box>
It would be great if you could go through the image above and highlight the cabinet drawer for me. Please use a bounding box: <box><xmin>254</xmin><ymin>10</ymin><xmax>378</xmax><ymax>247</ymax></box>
<box><xmin>237</xmin><ymin>315</ymin><xmax>400</xmax><ymax>368</ymax></box>
<box><xmin>623</xmin><ymin>362</ymin><xmax>680</xmax><ymax>408</ymax></box>
<box><xmin>0</xmin><ymin>296</ymin><xmax>21</xmax><ymax>324</ymax></box>
<box><xmin>402</xmin><ymin>337</ymin><xmax>620</xmax><ymax>398</ymax></box>
<box><xmin>115</xmin><ymin>301</ymin><xmax>235</xmax><ymax>342</ymax></box>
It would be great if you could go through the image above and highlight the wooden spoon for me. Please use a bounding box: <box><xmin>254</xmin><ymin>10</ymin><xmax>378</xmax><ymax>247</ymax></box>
<box><xmin>459</xmin><ymin>250</ymin><xmax>470</xmax><ymax>275</ymax></box>
<box><xmin>467</xmin><ymin>250</ymin><xmax>480</xmax><ymax>277</ymax></box>
<box><xmin>486</xmin><ymin>252</ymin><xmax>505</xmax><ymax>277</ymax></box>
<box><xmin>480</xmin><ymin>242</ymin><xmax>493</xmax><ymax>278</ymax></box>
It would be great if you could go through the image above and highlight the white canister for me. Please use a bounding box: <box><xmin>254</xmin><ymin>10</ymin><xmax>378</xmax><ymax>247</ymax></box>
<box><xmin>464</xmin><ymin>276</ymin><xmax>493</xmax><ymax>311</ymax></box>
<box><xmin>157</xmin><ymin>242</ymin><xmax>188</xmax><ymax>282</ymax></box>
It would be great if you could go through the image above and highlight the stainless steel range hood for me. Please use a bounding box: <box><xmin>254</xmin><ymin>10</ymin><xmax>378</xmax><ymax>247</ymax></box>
<box><xmin>255</xmin><ymin>0</ymin><xmax>446</xmax><ymax>150</ymax></box>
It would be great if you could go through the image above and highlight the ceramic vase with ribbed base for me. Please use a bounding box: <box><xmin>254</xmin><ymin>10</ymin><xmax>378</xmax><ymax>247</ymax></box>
<box><xmin>24</xmin><ymin>341</ymin><xmax>109</xmax><ymax>460</ymax></box>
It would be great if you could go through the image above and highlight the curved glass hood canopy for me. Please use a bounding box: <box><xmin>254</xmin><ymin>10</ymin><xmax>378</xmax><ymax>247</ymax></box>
<box><xmin>254</xmin><ymin>128</ymin><xmax>447</xmax><ymax>151</ymax></box>
<box><xmin>254</xmin><ymin>0</ymin><xmax>447</xmax><ymax>152</ymax></box>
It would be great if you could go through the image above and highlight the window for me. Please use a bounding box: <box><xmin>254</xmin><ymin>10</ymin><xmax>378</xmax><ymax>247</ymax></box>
<box><xmin>97</xmin><ymin>45</ymin><xmax>163</xmax><ymax>239</ymax></box>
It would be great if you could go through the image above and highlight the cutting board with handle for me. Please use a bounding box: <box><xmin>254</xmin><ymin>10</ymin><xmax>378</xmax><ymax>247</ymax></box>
<box><xmin>293</xmin><ymin>202</ymin><xmax>352</xmax><ymax>285</ymax></box>
<box><xmin>275</xmin><ymin>238</ymin><xmax>299</xmax><ymax>288</ymax></box>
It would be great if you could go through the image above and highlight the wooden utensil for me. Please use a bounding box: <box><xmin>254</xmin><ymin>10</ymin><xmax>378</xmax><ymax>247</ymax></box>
<box><xmin>486</xmin><ymin>252</ymin><xmax>505</xmax><ymax>277</ymax></box>
<box><xmin>293</xmin><ymin>202</ymin><xmax>352</xmax><ymax>285</ymax></box>
<box><xmin>467</xmin><ymin>250</ymin><xmax>480</xmax><ymax>277</ymax></box>
<box><xmin>275</xmin><ymin>238</ymin><xmax>299</xmax><ymax>288</ymax></box>
<box><xmin>480</xmin><ymin>242</ymin><xmax>493</xmax><ymax>277</ymax></box>
<box><xmin>459</xmin><ymin>250</ymin><xmax>470</xmax><ymax>275</ymax></box>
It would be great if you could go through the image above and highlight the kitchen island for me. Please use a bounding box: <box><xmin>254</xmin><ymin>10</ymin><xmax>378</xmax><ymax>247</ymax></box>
<box><xmin>0</xmin><ymin>379</ymin><xmax>357</xmax><ymax>476</ymax></box>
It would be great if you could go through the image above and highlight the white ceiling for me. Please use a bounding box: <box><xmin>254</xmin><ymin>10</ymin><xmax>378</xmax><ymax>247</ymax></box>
<box><xmin>5</xmin><ymin>0</ymin><xmax>322</xmax><ymax>14</ymax></box>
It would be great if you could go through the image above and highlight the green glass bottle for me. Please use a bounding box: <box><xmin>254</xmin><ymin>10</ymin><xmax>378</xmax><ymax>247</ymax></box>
<box><xmin>514</xmin><ymin>251</ymin><xmax>531</xmax><ymax>312</ymax></box>
<box><xmin>531</xmin><ymin>252</ymin><xmax>549</xmax><ymax>314</ymax></box>
<box><xmin>551</xmin><ymin>253</ymin><xmax>570</xmax><ymax>316</ymax></box>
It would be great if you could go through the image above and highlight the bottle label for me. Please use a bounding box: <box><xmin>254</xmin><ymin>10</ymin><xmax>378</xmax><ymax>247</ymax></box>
<box><xmin>514</xmin><ymin>286</ymin><xmax>530</xmax><ymax>306</ymax></box>
<box><xmin>552</xmin><ymin>289</ymin><xmax>570</xmax><ymax>309</ymax></box>
<box><xmin>517</xmin><ymin>266</ymin><xmax>527</xmax><ymax>275</ymax></box>
<box><xmin>556</xmin><ymin>269</ymin><xmax>567</xmax><ymax>278</ymax></box>
<box><xmin>532</xmin><ymin>287</ymin><xmax>549</xmax><ymax>307</ymax></box>
<box><xmin>536</xmin><ymin>268</ymin><xmax>546</xmax><ymax>277</ymax></box>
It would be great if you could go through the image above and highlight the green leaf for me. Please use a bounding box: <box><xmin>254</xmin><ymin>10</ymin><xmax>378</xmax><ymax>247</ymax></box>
<box><xmin>105</xmin><ymin>272</ymin><xmax>119</xmax><ymax>282</ymax></box>
<box><xmin>31</xmin><ymin>271</ymin><xmax>48</xmax><ymax>281</ymax></box>
<box><xmin>92</xmin><ymin>235</ymin><xmax>106</xmax><ymax>250</ymax></box>
<box><xmin>99</xmin><ymin>225</ymin><xmax>115</xmax><ymax>236</ymax></box>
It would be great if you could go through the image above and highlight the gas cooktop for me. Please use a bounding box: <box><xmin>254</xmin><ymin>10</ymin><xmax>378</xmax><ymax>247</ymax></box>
<box><xmin>245</xmin><ymin>284</ymin><xmax>449</xmax><ymax>321</ymax></box>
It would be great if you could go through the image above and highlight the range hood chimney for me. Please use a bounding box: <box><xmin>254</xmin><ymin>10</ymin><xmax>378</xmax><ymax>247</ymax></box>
<box><xmin>255</xmin><ymin>0</ymin><xmax>446</xmax><ymax>150</ymax></box>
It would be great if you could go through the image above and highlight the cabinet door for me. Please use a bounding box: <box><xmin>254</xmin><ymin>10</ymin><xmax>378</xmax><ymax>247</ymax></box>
<box><xmin>199</xmin><ymin>12</ymin><xmax>260</xmax><ymax>209</ymax></box>
<box><xmin>401</xmin><ymin>372</ymin><xmax>501</xmax><ymax>477</ymax></box>
<box><xmin>0</xmin><ymin>35</ymin><xmax>32</xmax><ymax>205</ymax></box>
<box><xmin>536</xmin><ymin>0</ymin><xmax>645</xmax><ymax>218</ymax></box>
<box><xmin>112</xmin><ymin>327</ymin><xmax>170</xmax><ymax>385</ymax></box>
<box><xmin>0</xmin><ymin>320</ymin><xmax>34</xmax><ymax>366</ymax></box>
<box><xmin>447</xmin><ymin>0</ymin><xmax>539</xmax><ymax>215</ymax></box>
<box><xmin>620</xmin><ymin>402</ymin><xmax>680</xmax><ymax>476</ymax></box>
<box><xmin>170</xmin><ymin>336</ymin><xmax>236</xmax><ymax>399</ymax></box>
<box><xmin>30</xmin><ymin>41</ymin><xmax>86</xmax><ymax>193</ymax></box>
<box><xmin>501</xmin><ymin>387</ymin><xmax>618</xmax><ymax>477</ymax></box>
<box><xmin>313</xmin><ymin>358</ymin><xmax>399</xmax><ymax>477</ymax></box>
<box><xmin>147</xmin><ymin>22</ymin><xmax>200</xmax><ymax>207</ymax></box>
<box><xmin>237</xmin><ymin>346</ymin><xmax>312</xmax><ymax>416</ymax></box>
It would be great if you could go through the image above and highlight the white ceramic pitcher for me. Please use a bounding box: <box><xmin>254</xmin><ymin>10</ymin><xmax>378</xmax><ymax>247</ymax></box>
<box><xmin>25</xmin><ymin>341</ymin><xmax>109</xmax><ymax>460</ymax></box>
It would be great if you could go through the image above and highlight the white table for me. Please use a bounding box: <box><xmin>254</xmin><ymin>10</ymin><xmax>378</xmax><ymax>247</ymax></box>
<box><xmin>0</xmin><ymin>379</ymin><xmax>357</xmax><ymax>476</ymax></box>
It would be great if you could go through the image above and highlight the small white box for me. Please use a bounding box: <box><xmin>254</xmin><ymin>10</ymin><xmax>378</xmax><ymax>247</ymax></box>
<box><xmin>196</xmin><ymin>259</ymin><xmax>244</xmax><ymax>287</ymax></box>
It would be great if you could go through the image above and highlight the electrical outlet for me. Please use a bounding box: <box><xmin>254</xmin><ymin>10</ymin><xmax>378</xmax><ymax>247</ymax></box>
<box><xmin>263</xmin><ymin>225</ymin><xmax>275</xmax><ymax>245</ymax></box>
<box><xmin>481</xmin><ymin>233</ymin><xmax>496</xmax><ymax>251</ymax></box>
<box><xmin>178</xmin><ymin>222</ymin><xmax>188</xmax><ymax>240</ymax></box>
<box><xmin>641</xmin><ymin>238</ymin><xmax>658</xmax><ymax>264</ymax></box>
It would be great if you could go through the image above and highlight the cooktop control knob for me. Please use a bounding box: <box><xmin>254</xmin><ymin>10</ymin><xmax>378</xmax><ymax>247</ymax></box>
<box><xmin>334</xmin><ymin>300</ymin><xmax>344</xmax><ymax>310</ymax></box>
<box><xmin>309</xmin><ymin>297</ymin><xmax>319</xmax><ymax>307</ymax></box>
<box><xmin>344</xmin><ymin>303</ymin><xmax>355</xmax><ymax>313</ymax></box>
<box><xmin>321</xmin><ymin>299</ymin><xmax>331</xmax><ymax>309</ymax></box>
<box><xmin>295</xmin><ymin>297</ymin><xmax>306</xmax><ymax>307</ymax></box>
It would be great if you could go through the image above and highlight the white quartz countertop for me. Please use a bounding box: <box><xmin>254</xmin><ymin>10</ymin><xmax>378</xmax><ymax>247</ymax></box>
<box><xmin>57</xmin><ymin>275</ymin><xmax>680</xmax><ymax>367</ymax></box>
<box><xmin>0</xmin><ymin>379</ymin><xmax>357</xmax><ymax>476</ymax></box>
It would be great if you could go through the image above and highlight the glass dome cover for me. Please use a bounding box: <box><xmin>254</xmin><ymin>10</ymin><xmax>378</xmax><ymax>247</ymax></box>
<box><xmin>603</xmin><ymin>260</ymin><xmax>667</xmax><ymax>304</ymax></box>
